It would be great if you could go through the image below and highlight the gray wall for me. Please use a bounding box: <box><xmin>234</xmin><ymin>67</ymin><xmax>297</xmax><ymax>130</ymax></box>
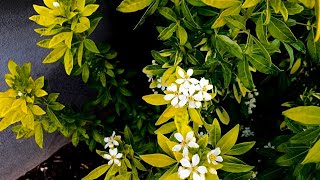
<box><xmin>0</xmin><ymin>0</ymin><xmax>109</xmax><ymax>179</ymax></box>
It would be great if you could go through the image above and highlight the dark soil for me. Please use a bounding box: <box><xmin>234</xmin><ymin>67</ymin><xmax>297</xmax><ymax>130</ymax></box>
<box><xmin>18</xmin><ymin>143</ymin><xmax>106</xmax><ymax>180</ymax></box>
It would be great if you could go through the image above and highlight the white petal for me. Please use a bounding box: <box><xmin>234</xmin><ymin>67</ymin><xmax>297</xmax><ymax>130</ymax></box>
<box><xmin>171</xmin><ymin>97</ymin><xmax>179</xmax><ymax>106</ymax></box>
<box><xmin>174</xmin><ymin>133</ymin><xmax>184</xmax><ymax>142</ymax></box>
<box><xmin>176</xmin><ymin>79</ymin><xmax>185</xmax><ymax>84</ymax></box>
<box><xmin>178</xmin><ymin>69</ymin><xmax>185</xmax><ymax>78</ymax></box>
<box><xmin>116</xmin><ymin>153</ymin><xmax>123</xmax><ymax>159</ymax></box>
<box><xmin>186</xmin><ymin>131</ymin><xmax>194</xmax><ymax>142</ymax></box>
<box><xmin>192</xmin><ymin>154</ymin><xmax>200</xmax><ymax>166</ymax></box>
<box><xmin>213</xmin><ymin>147</ymin><xmax>221</xmax><ymax>156</ymax></box>
<box><xmin>203</xmin><ymin>93</ymin><xmax>212</xmax><ymax>101</ymax></box>
<box><xmin>188</xmin><ymin>101</ymin><xmax>196</xmax><ymax>109</ymax></box>
<box><xmin>114</xmin><ymin>159</ymin><xmax>120</xmax><ymax>166</ymax></box>
<box><xmin>104</xmin><ymin>144</ymin><xmax>109</xmax><ymax>149</ymax></box>
<box><xmin>180</xmin><ymin>158</ymin><xmax>192</xmax><ymax>168</ymax></box>
<box><xmin>188</xmin><ymin>84</ymin><xmax>196</xmax><ymax>95</ymax></box>
<box><xmin>209</xmin><ymin>168</ymin><xmax>217</xmax><ymax>175</ymax></box>
<box><xmin>193</xmin><ymin>172</ymin><xmax>201</xmax><ymax>180</ymax></box>
<box><xmin>188</xmin><ymin>142</ymin><xmax>199</xmax><ymax>148</ymax></box>
<box><xmin>109</xmin><ymin>148</ymin><xmax>117</xmax><ymax>156</ymax></box>
<box><xmin>167</xmin><ymin>83</ymin><xmax>177</xmax><ymax>92</ymax></box>
<box><xmin>178</xmin><ymin>168</ymin><xmax>191</xmax><ymax>179</ymax></box>
<box><xmin>206</xmin><ymin>84</ymin><xmax>213</xmax><ymax>90</ymax></box>
<box><xmin>197</xmin><ymin>166</ymin><xmax>207</xmax><ymax>174</ymax></box>
<box><xmin>193</xmin><ymin>93</ymin><xmax>203</xmax><ymax>101</ymax></box>
<box><xmin>179</xmin><ymin>99</ymin><xmax>188</xmax><ymax>107</ymax></box>
<box><xmin>112</xmin><ymin>131</ymin><xmax>116</xmax><ymax>137</ymax></box>
<box><xmin>195</xmin><ymin>101</ymin><xmax>201</xmax><ymax>108</ymax></box>
<box><xmin>216</xmin><ymin>156</ymin><xmax>223</xmax><ymax>162</ymax></box>
<box><xmin>164</xmin><ymin>94</ymin><xmax>175</xmax><ymax>101</ymax></box>
<box><xmin>104</xmin><ymin>154</ymin><xmax>111</xmax><ymax>160</ymax></box>
<box><xmin>108</xmin><ymin>160</ymin><xmax>114</xmax><ymax>165</ymax></box>
<box><xmin>104</xmin><ymin>137</ymin><xmax>110</xmax><ymax>143</ymax></box>
<box><xmin>187</xmin><ymin>69</ymin><xmax>193</xmax><ymax>77</ymax></box>
<box><xmin>200</xmin><ymin>78</ymin><xmax>208</xmax><ymax>87</ymax></box>
<box><xmin>189</xmin><ymin>78</ymin><xmax>199</xmax><ymax>85</ymax></box>
<box><xmin>113</xmin><ymin>140</ymin><xmax>119</xmax><ymax>146</ymax></box>
<box><xmin>179</xmin><ymin>94</ymin><xmax>187</xmax><ymax>101</ymax></box>
<box><xmin>172</xmin><ymin>144</ymin><xmax>182</xmax><ymax>152</ymax></box>
<box><xmin>182</xmin><ymin>147</ymin><xmax>189</xmax><ymax>157</ymax></box>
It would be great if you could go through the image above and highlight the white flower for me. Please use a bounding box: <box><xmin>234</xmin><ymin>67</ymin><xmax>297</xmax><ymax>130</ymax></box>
<box><xmin>207</xmin><ymin>147</ymin><xmax>223</xmax><ymax>165</ymax></box>
<box><xmin>251</xmin><ymin>171</ymin><xmax>258</xmax><ymax>179</ymax></box>
<box><xmin>103</xmin><ymin>148</ymin><xmax>123</xmax><ymax>166</ymax></box>
<box><xmin>104</xmin><ymin>131</ymin><xmax>121</xmax><ymax>149</ymax></box>
<box><xmin>156</xmin><ymin>78</ymin><xmax>166</xmax><ymax>91</ymax></box>
<box><xmin>164</xmin><ymin>83</ymin><xmax>181</xmax><ymax>107</ymax></box>
<box><xmin>241</xmin><ymin>127</ymin><xmax>255</xmax><ymax>137</ymax></box>
<box><xmin>264</xmin><ymin>142</ymin><xmax>275</xmax><ymax>149</ymax></box>
<box><xmin>147</xmin><ymin>74</ymin><xmax>153</xmax><ymax>82</ymax></box>
<box><xmin>176</xmin><ymin>69</ymin><xmax>199</xmax><ymax>86</ymax></box>
<box><xmin>53</xmin><ymin>2</ymin><xmax>60</xmax><ymax>8</ymax></box>
<box><xmin>193</xmin><ymin>78</ymin><xmax>213</xmax><ymax>101</ymax></box>
<box><xmin>152</xmin><ymin>60</ymin><xmax>158</xmax><ymax>65</ymax></box>
<box><xmin>179</xmin><ymin>84</ymin><xmax>202</xmax><ymax>108</ymax></box>
<box><xmin>178</xmin><ymin>154</ymin><xmax>207</xmax><ymax>180</ymax></box>
<box><xmin>17</xmin><ymin>91</ymin><xmax>23</xmax><ymax>97</ymax></box>
<box><xmin>172</xmin><ymin>131</ymin><xmax>199</xmax><ymax>157</ymax></box>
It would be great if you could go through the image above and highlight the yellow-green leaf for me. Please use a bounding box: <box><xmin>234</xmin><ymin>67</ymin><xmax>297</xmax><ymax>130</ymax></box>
<box><xmin>201</xmin><ymin>0</ymin><xmax>241</xmax><ymax>9</ymax></box>
<box><xmin>298</xmin><ymin>0</ymin><xmax>315</xmax><ymax>9</ymax></box>
<box><xmin>82</xmin><ymin>4</ymin><xmax>99</xmax><ymax>16</ymax></box>
<box><xmin>242</xmin><ymin>0</ymin><xmax>260</xmax><ymax>8</ymax></box>
<box><xmin>290</xmin><ymin>58</ymin><xmax>301</xmax><ymax>74</ymax></box>
<box><xmin>142</xmin><ymin>94</ymin><xmax>169</xmax><ymax>106</ymax></box>
<box><xmin>35</xmin><ymin>76</ymin><xmax>45</xmax><ymax>89</ymax></box>
<box><xmin>74</xmin><ymin>17</ymin><xmax>90</xmax><ymax>33</ymax></box>
<box><xmin>49</xmin><ymin>32</ymin><xmax>71</xmax><ymax>48</ymax></box>
<box><xmin>82</xmin><ymin>164</ymin><xmax>110</xmax><ymax>180</ymax></box>
<box><xmin>155</xmin><ymin>122</ymin><xmax>177</xmax><ymax>135</ymax></box>
<box><xmin>174</xmin><ymin>108</ymin><xmax>189</xmax><ymax>133</ymax></box>
<box><xmin>157</xmin><ymin>133</ymin><xmax>174</xmax><ymax>157</ymax></box>
<box><xmin>210</xmin><ymin>118</ymin><xmax>221</xmax><ymax>146</ymax></box>
<box><xmin>302</xmin><ymin>139</ymin><xmax>320</xmax><ymax>164</ymax></box>
<box><xmin>43</xmin><ymin>46</ymin><xmax>67</xmax><ymax>63</ymax></box>
<box><xmin>216</xmin><ymin>124</ymin><xmax>239</xmax><ymax>153</ymax></box>
<box><xmin>188</xmin><ymin>108</ymin><xmax>203</xmax><ymax>125</ymax></box>
<box><xmin>140</xmin><ymin>154</ymin><xmax>176</xmax><ymax>167</ymax></box>
<box><xmin>35</xmin><ymin>89</ymin><xmax>48</xmax><ymax>97</ymax></box>
<box><xmin>35</xmin><ymin>122</ymin><xmax>44</xmax><ymax>148</ymax></box>
<box><xmin>64</xmin><ymin>49</ymin><xmax>74</xmax><ymax>75</ymax></box>
<box><xmin>283</xmin><ymin>106</ymin><xmax>320</xmax><ymax>124</ymax></box>
<box><xmin>76</xmin><ymin>0</ymin><xmax>86</xmax><ymax>11</ymax></box>
<box><xmin>155</xmin><ymin>105</ymin><xmax>177</xmax><ymax>125</ymax></box>
<box><xmin>176</xmin><ymin>25</ymin><xmax>188</xmax><ymax>45</ymax></box>
<box><xmin>31</xmin><ymin>105</ymin><xmax>46</xmax><ymax>116</ymax></box>
<box><xmin>21</xmin><ymin>111</ymin><xmax>34</xmax><ymax>130</ymax></box>
<box><xmin>117</xmin><ymin>0</ymin><xmax>154</xmax><ymax>13</ymax></box>
<box><xmin>314</xmin><ymin>0</ymin><xmax>320</xmax><ymax>42</ymax></box>
<box><xmin>84</xmin><ymin>39</ymin><xmax>100</xmax><ymax>53</ymax></box>
<box><xmin>0</xmin><ymin>116</ymin><xmax>13</xmax><ymax>132</ymax></box>
<box><xmin>8</xmin><ymin>60</ymin><xmax>18</xmax><ymax>75</ymax></box>
<box><xmin>78</xmin><ymin>42</ymin><xmax>84</xmax><ymax>66</ymax></box>
<box><xmin>212</xmin><ymin>5</ymin><xmax>241</xmax><ymax>29</ymax></box>
<box><xmin>216</xmin><ymin>107</ymin><xmax>230</xmax><ymax>125</ymax></box>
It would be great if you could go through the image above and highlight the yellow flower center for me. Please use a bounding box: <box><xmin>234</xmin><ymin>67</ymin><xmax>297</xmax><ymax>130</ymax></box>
<box><xmin>209</xmin><ymin>154</ymin><xmax>217</xmax><ymax>161</ymax></box>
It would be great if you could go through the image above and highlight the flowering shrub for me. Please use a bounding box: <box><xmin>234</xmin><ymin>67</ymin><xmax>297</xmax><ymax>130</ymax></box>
<box><xmin>1</xmin><ymin>0</ymin><xmax>320</xmax><ymax>179</ymax></box>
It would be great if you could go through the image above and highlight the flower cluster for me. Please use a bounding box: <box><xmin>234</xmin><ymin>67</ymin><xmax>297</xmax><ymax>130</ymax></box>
<box><xmin>245</xmin><ymin>89</ymin><xmax>259</xmax><ymax>114</ymax></box>
<box><xmin>103</xmin><ymin>131</ymin><xmax>123</xmax><ymax>166</ymax></box>
<box><xmin>173</xmin><ymin>131</ymin><xmax>223</xmax><ymax>179</ymax></box>
<box><xmin>241</xmin><ymin>127</ymin><xmax>255</xmax><ymax>137</ymax></box>
<box><xmin>164</xmin><ymin>69</ymin><xmax>213</xmax><ymax>109</ymax></box>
